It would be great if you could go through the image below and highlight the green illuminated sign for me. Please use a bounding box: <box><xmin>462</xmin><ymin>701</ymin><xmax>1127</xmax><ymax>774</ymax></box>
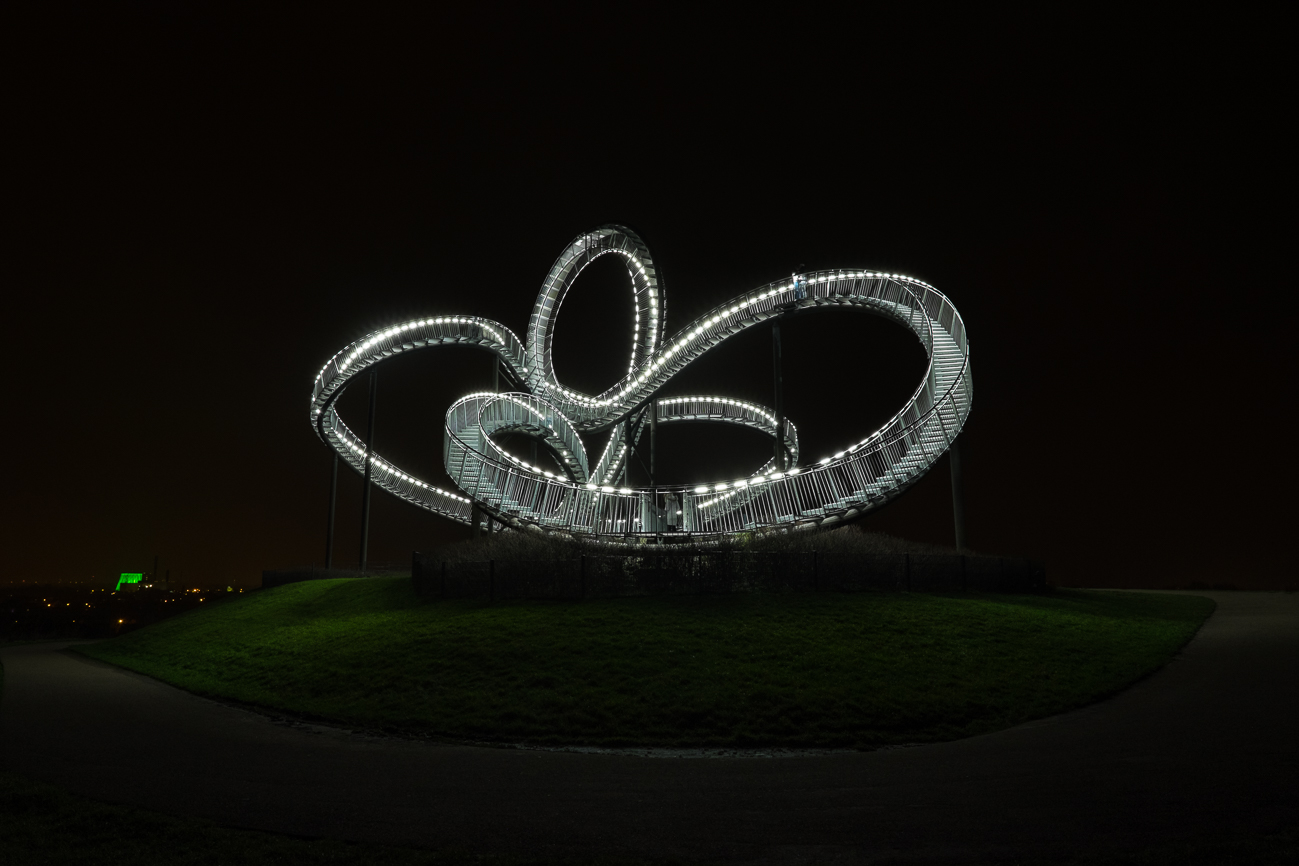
<box><xmin>115</xmin><ymin>573</ymin><xmax>143</xmax><ymax>591</ymax></box>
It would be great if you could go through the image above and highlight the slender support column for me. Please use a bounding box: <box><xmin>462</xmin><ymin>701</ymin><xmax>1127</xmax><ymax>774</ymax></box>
<box><xmin>325</xmin><ymin>453</ymin><xmax>338</xmax><ymax>569</ymax></box>
<box><xmin>359</xmin><ymin>368</ymin><xmax>377</xmax><ymax>572</ymax></box>
<box><xmin>772</xmin><ymin>317</ymin><xmax>786</xmax><ymax>470</ymax></box>
<box><xmin>488</xmin><ymin>356</ymin><xmax>499</xmax><ymax>536</ymax></box>
<box><xmin>529</xmin><ymin>434</ymin><xmax>539</xmax><ymax>530</ymax></box>
<box><xmin>624</xmin><ymin>415</ymin><xmax>634</xmax><ymax>487</ymax></box>
<box><xmin>528</xmin><ymin>348</ymin><xmax>538</xmax><ymax>474</ymax></box>
<box><xmin>650</xmin><ymin>402</ymin><xmax>659</xmax><ymax>536</ymax></box>
<box><xmin>950</xmin><ymin>436</ymin><xmax>967</xmax><ymax>552</ymax></box>
<box><xmin>649</xmin><ymin>401</ymin><xmax>657</xmax><ymax>485</ymax></box>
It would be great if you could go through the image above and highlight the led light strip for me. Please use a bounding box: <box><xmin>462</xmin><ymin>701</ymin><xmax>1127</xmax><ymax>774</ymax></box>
<box><xmin>310</xmin><ymin>225</ymin><xmax>971</xmax><ymax>537</ymax></box>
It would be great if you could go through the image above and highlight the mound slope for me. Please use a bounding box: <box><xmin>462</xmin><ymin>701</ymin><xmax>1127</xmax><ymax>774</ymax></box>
<box><xmin>76</xmin><ymin>580</ymin><xmax>1212</xmax><ymax>749</ymax></box>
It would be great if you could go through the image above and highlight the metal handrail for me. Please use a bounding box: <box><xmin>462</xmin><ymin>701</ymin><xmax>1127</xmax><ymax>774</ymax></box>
<box><xmin>310</xmin><ymin>226</ymin><xmax>971</xmax><ymax>540</ymax></box>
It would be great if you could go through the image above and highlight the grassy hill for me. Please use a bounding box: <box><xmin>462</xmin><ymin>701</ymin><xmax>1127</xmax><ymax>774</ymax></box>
<box><xmin>76</xmin><ymin>580</ymin><xmax>1213</xmax><ymax>749</ymax></box>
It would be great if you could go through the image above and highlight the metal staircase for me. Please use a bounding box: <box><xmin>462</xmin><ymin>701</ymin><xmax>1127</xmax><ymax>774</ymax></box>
<box><xmin>310</xmin><ymin>225</ymin><xmax>971</xmax><ymax>540</ymax></box>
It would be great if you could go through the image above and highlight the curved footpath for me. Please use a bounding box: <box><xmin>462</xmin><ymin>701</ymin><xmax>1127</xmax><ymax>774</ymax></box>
<box><xmin>3</xmin><ymin>591</ymin><xmax>1296</xmax><ymax>863</ymax></box>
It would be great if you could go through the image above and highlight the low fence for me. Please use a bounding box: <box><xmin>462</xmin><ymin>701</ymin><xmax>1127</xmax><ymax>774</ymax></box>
<box><xmin>411</xmin><ymin>550</ymin><xmax>1046</xmax><ymax>600</ymax></box>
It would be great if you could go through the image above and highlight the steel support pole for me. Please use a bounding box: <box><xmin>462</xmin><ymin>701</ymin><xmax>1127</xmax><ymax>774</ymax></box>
<box><xmin>772</xmin><ymin>317</ymin><xmax>785</xmax><ymax>470</ymax></box>
<box><xmin>624</xmin><ymin>415</ymin><xmax>634</xmax><ymax>487</ymax></box>
<box><xmin>483</xmin><ymin>353</ymin><xmax>496</xmax><ymax>534</ymax></box>
<box><xmin>950</xmin><ymin>436</ymin><xmax>967</xmax><ymax>552</ymax></box>
<box><xmin>650</xmin><ymin>401</ymin><xmax>657</xmax><ymax>485</ymax></box>
<box><xmin>325</xmin><ymin>453</ymin><xmax>338</xmax><ymax>569</ymax></box>
<box><xmin>649</xmin><ymin>402</ymin><xmax>659</xmax><ymax>536</ymax></box>
<box><xmin>359</xmin><ymin>368</ymin><xmax>377</xmax><ymax>572</ymax></box>
<box><xmin>489</xmin><ymin>354</ymin><xmax>499</xmax><ymax>535</ymax></box>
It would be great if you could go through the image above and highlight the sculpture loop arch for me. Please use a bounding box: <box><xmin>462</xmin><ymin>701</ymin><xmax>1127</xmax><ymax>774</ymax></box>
<box><xmin>310</xmin><ymin>225</ymin><xmax>972</xmax><ymax>539</ymax></box>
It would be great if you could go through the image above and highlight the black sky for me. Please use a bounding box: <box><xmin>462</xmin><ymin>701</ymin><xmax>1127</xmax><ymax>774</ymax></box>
<box><xmin>5</xmin><ymin>7</ymin><xmax>1287</xmax><ymax>589</ymax></box>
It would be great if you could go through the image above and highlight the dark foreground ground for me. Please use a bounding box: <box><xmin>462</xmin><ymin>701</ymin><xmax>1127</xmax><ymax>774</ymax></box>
<box><xmin>2</xmin><ymin>591</ymin><xmax>1296</xmax><ymax>864</ymax></box>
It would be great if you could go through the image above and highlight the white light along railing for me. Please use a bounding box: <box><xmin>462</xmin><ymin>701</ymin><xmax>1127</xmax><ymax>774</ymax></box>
<box><xmin>311</xmin><ymin>224</ymin><xmax>971</xmax><ymax>539</ymax></box>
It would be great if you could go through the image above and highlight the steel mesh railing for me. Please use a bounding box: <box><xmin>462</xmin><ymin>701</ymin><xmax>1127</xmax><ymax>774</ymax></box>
<box><xmin>311</xmin><ymin>225</ymin><xmax>971</xmax><ymax>540</ymax></box>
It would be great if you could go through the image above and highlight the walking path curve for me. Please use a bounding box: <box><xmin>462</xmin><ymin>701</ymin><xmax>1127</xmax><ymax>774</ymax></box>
<box><xmin>3</xmin><ymin>591</ymin><xmax>1296</xmax><ymax>863</ymax></box>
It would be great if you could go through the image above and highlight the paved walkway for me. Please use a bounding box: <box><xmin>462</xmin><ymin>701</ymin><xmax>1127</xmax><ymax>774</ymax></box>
<box><xmin>3</xmin><ymin>592</ymin><xmax>1297</xmax><ymax>863</ymax></box>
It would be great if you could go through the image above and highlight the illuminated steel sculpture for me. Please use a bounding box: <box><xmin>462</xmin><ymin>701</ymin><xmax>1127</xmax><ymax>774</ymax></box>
<box><xmin>310</xmin><ymin>225</ymin><xmax>971</xmax><ymax>540</ymax></box>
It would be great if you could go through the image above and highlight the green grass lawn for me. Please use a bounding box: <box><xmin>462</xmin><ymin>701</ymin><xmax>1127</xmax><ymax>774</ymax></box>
<box><xmin>76</xmin><ymin>580</ymin><xmax>1213</xmax><ymax>749</ymax></box>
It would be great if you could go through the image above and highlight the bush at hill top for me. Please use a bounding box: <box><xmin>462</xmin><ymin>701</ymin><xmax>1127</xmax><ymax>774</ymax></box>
<box><xmin>428</xmin><ymin>526</ymin><xmax>965</xmax><ymax>564</ymax></box>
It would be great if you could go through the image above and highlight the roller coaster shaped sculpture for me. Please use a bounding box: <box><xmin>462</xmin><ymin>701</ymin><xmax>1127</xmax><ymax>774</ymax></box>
<box><xmin>310</xmin><ymin>225</ymin><xmax>971</xmax><ymax>541</ymax></box>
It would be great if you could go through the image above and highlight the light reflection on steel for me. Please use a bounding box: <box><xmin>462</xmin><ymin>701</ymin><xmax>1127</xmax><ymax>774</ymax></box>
<box><xmin>310</xmin><ymin>225</ymin><xmax>971</xmax><ymax>539</ymax></box>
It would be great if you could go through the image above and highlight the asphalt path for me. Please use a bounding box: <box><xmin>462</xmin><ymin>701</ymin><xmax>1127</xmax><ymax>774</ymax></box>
<box><xmin>3</xmin><ymin>591</ymin><xmax>1296</xmax><ymax>863</ymax></box>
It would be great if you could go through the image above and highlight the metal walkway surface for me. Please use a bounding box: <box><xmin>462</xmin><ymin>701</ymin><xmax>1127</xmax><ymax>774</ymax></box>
<box><xmin>3</xmin><ymin>591</ymin><xmax>1296</xmax><ymax>863</ymax></box>
<box><xmin>309</xmin><ymin>225</ymin><xmax>972</xmax><ymax>539</ymax></box>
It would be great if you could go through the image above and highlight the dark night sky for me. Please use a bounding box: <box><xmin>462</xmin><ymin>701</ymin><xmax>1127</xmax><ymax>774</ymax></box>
<box><xmin>5</xmin><ymin>8</ymin><xmax>1287</xmax><ymax>589</ymax></box>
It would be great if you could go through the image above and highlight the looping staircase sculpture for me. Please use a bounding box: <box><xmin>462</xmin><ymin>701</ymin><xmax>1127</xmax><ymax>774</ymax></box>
<box><xmin>310</xmin><ymin>225</ymin><xmax>971</xmax><ymax>540</ymax></box>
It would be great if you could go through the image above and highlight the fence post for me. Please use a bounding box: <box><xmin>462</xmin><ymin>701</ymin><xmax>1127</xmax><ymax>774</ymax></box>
<box><xmin>490</xmin><ymin>559</ymin><xmax>496</xmax><ymax>602</ymax></box>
